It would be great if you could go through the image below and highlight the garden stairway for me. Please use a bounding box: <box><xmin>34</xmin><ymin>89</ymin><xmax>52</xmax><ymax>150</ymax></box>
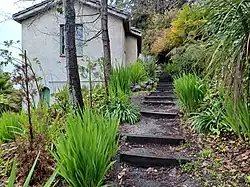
<box><xmin>115</xmin><ymin>73</ymin><xmax>199</xmax><ymax>186</ymax></box>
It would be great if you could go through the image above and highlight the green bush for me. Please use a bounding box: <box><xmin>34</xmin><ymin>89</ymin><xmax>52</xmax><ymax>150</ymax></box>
<box><xmin>101</xmin><ymin>98</ymin><xmax>140</xmax><ymax>125</ymax></box>
<box><xmin>0</xmin><ymin>112</ymin><xmax>24</xmax><ymax>141</ymax></box>
<box><xmin>223</xmin><ymin>97</ymin><xmax>250</xmax><ymax>140</ymax></box>
<box><xmin>82</xmin><ymin>85</ymin><xmax>106</xmax><ymax>108</ymax></box>
<box><xmin>144</xmin><ymin>60</ymin><xmax>160</xmax><ymax>80</ymax></box>
<box><xmin>164</xmin><ymin>63</ymin><xmax>180</xmax><ymax>76</ymax></box>
<box><xmin>191</xmin><ymin>108</ymin><xmax>224</xmax><ymax>134</ymax></box>
<box><xmin>0</xmin><ymin>73</ymin><xmax>22</xmax><ymax>114</ymax></box>
<box><xmin>129</xmin><ymin>61</ymin><xmax>147</xmax><ymax>84</ymax></box>
<box><xmin>53</xmin><ymin>108</ymin><xmax>119</xmax><ymax>187</ymax></box>
<box><xmin>30</xmin><ymin>107</ymin><xmax>65</xmax><ymax>145</ymax></box>
<box><xmin>51</xmin><ymin>87</ymin><xmax>70</xmax><ymax>114</ymax></box>
<box><xmin>174</xmin><ymin>73</ymin><xmax>206</xmax><ymax>114</ymax></box>
<box><xmin>190</xmin><ymin>86</ymin><xmax>226</xmax><ymax>134</ymax></box>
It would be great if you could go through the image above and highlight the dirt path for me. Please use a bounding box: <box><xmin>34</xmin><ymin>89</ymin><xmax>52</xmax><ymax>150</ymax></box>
<box><xmin>107</xmin><ymin>73</ymin><xmax>202</xmax><ymax>187</ymax></box>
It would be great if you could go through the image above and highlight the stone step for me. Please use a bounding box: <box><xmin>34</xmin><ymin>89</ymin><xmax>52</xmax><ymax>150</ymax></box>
<box><xmin>141</xmin><ymin>111</ymin><xmax>179</xmax><ymax>119</ymax></box>
<box><xmin>120</xmin><ymin>149</ymin><xmax>190</xmax><ymax>167</ymax></box>
<box><xmin>124</xmin><ymin>134</ymin><xmax>185</xmax><ymax>145</ymax></box>
<box><xmin>143</xmin><ymin>100</ymin><xmax>176</xmax><ymax>106</ymax></box>
<box><xmin>144</xmin><ymin>95</ymin><xmax>176</xmax><ymax>101</ymax></box>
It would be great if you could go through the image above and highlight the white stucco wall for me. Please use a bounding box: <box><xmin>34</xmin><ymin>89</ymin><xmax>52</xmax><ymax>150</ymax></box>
<box><xmin>125</xmin><ymin>35</ymin><xmax>138</xmax><ymax>65</ymax></box>
<box><xmin>21</xmin><ymin>1</ymin><xmax>126</xmax><ymax>94</ymax></box>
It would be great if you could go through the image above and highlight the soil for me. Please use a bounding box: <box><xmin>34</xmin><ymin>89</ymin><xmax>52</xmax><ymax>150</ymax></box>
<box><xmin>107</xmin><ymin>163</ymin><xmax>202</xmax><ymax>187</ymax></box>
<box><xmin>119</xmin><ymin>142</ymin><xmax>199</xmax><ymax>160</ymax></box>
<box><xmin>120</xmin><ymin>117</ymin><xmax>182</xmax><ymax>137</ymax></box>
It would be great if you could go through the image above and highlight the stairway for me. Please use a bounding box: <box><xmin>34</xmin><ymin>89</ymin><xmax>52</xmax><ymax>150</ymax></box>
<box><xmin>116</xmin><ymin>73</ymin><xmax>200</xmax><ymax>186</ymax></box>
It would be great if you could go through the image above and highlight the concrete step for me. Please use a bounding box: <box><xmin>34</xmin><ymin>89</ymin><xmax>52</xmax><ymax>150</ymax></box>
<box><xmin>120</xmin><ymin>149</ymin><xmax>190</xmax><ymax>167</ymax></box>
<box><xmin>141</xmin><ymin>111</ymin><xmax>179</xmax><ymax>119</ymax></box>
<box><xmin>124</xmin><ymin>134</ymin><xmax>185</xmax><ymax>145</ymax></box>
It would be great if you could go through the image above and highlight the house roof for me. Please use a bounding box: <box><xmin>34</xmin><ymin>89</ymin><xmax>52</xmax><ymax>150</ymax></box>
<box><xmin>12</xmin><ymin>0</ymin><xmax>141</xmax><ymax>37</ymax></box>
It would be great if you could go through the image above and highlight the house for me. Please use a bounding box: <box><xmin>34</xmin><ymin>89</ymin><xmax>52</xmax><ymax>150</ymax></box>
<box><xmin>12</xmin><ymin>0</ymin><xmax>141</xmax><ymax>101</ymax></box>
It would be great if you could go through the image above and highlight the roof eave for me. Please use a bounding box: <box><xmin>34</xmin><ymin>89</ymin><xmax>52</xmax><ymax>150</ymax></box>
<box><xmin>12</xmin><ymin>0</ymin><xmax>130</xmax><ymax>23</ymax></box>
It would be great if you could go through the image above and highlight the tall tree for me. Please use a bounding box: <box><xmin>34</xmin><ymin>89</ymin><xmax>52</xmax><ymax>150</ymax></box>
<box><xmin>101</xmin><ymin>0</ymin><xmax>112</xmax><ymax>82</ymax></box>
<box><xmin>64</xmin><ymin>0</ymin><xmax>84</xmax><ymax>108</ymax></box>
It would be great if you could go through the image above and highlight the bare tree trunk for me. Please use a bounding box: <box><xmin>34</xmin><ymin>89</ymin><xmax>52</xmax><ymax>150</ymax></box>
<box><xmin>101</xmin><ymin>0</ymin><xmax>112</xmax><ymax>85</ymax></box>
<box><xmin>64</xmin><ymin>0</ymin><xmax>84</xmax><ymax>108</ymax></box>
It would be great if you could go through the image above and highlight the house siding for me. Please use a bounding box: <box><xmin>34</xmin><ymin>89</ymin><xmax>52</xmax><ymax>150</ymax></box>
<box><xmin>21</xmin><ymin>1</ymin><xmax>127</xmax><ymax>94</ymax></box>
<box><xmin>125</xmin><ymin>35</ymin><xmax>138</xmax><ymax>64</ymax></box>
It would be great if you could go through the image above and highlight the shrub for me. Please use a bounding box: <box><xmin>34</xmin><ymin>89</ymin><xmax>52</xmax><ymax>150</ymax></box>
<box><xmin>53</xmin><ymin>109</ymin><xmax>119</xmax><ymax>187</ymax></box>
<box><xmin>101</xmin><ymin>98</ymin><xmax>140</xmax><ymax>125</ymax></box>
<box><xmin>82</xmin><ymin>85</ymin><xmax>106</xmax><ymax>108</ymax></box>
<box><xmin>191</xmin><ymin>108</ymin><xmax>224</xmax><ymax>134</ymax></box>
<box><xmin>129</xmin><ymin>61</ymin><xmax>147</xmax><ymax>85</ymax></box>
<box><xmin>30</xmin><ymin>107</ymin><xmax>65</xmax><ymax>145</ymax></box>
<box><xmin>223</xmin><ymin>97</ymin><xmax>250</xmax><ymax>140</ymax></box>
<box><xmin>0</xmin><ymin>112</ymin><xmax>24</xmax><ymax>141</ymax></box>
<box><xmin>191</xmin><ymin>87</ymin><xmax>227</xmax><ymax>134</ymax></box>
<box><xmin>164</xmin><ymin>63</ymin><xmax>180</xmax><ymax>76</ymax></box>
<box><xmin>151</xmin><ymin>4</ymin><xmax>207</xmax><ymax>55</ymax></box>
<box><xmin>51</xmin><ymin>87</ymin><xmax>70</xmax><ymax>114</ymax></box>
<box><xmin>0</xmin><ymin>73</ymin><xmax>22</xmax><ymax>114</ymax></box>
<box><xmin>143</xmin><ymin>60</ymin><xmax>160</xmax><ymax>80</ymax></box>
<box><xmin>174</xmin><ymin>73</ymin><xmax>206</xmax><ymax>114</ymax></box>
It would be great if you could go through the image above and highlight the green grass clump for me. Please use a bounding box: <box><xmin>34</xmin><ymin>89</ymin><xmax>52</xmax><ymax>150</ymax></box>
<box><xmin>223</xmin><ymin>97</ymin><xmax>250</xmax><ymax>140</ymax></box>
<box><xmin>53</xmin><ymin>108</ymin><xmax>119</xmax><ymax>187</ymax></box>
<box><xmin>109</xmin><ymin>66</ymin><xmax>131</xmax><ymax>99</ymax></box>
<box><xmin>101</xmin><ymin>97</ymin><xmax>140</xmax><ymax>125</ymax></box>
<box><xmin>0</xmin><ymin>112</ymin><xmax>24</xmax><ymax>141</ymax></box>
<box><xmin>129</xmin><ymin>61</ymin><xmax>147</xmax><ymax>85</ymax></box>
<box><xmin>174</xmin><ymin>73</ymin><xmax>206</xmax><ymax>114</ymax></box>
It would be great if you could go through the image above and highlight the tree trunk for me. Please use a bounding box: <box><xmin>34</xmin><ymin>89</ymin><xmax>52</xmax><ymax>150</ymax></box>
<box><xmin>64</xmin><ymin>0</ymin><xmax>84</xmax><ymax>108</ymax></box>
<box><xmin>101</xmin><ymin>0</ymin><xmax>112</xmax><ymax>83</ymax></box>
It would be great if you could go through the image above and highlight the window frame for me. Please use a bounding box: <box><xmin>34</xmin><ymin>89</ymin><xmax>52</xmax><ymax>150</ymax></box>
<box><xmin>59</xmin><ymin>24</ymin><xmax>84</xmax><ymax>57</ymax></box>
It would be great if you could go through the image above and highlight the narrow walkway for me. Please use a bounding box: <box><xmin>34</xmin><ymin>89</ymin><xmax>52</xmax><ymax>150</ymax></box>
<box><xmin>115</xmin><ymin>73</ymin><xmax>201</xmax><ymax>187</ymax></box>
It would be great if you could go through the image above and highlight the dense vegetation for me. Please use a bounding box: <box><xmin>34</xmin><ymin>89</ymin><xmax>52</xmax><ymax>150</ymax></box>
<box><xmin>1</xmin><ymin>0</ymin><xmax>250</xmax><ymax>185</ymax></box>
<box><xmin>0</xmin><ymin>57</ymin><xmax>158</xmax><ymax>185</ymax></box>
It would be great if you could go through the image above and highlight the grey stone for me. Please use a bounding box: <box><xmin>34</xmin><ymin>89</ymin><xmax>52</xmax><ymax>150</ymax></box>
<box><xmin>146</xmin><ymin>85</ymin><xmax>153</xmax><ymax>90</ymax></box>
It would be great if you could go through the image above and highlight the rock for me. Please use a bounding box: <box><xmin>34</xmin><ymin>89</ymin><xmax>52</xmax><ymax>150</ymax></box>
<box><xmin>146</xmin><ymin>167</ymin><xmax>154</xmax><ymax>173</ymax></box>
<box><xmin>146</xmin><ymin>85</ymin><xmax>153</xmax><ymax>90</ymax></box>
<box><xmin>134</xmin><ymin>85</ymin><xmax>142</xmax><ymax>92</ymax></box>
<box><xmin>148</xmin><ymin>81</ymin><xmax>154</xmax><ymax>86</ymax></box>
<box><xmin>169</xmin><ymin>168</ymin><xmax>177</xmax><ymax>177</ymax></box>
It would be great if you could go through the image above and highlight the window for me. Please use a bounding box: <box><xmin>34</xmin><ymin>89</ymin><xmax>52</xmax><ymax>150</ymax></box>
<box><xmin>60</xmin><ymin>24</ymin><xmax>84</xmax><ymax>56</ymax></box>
